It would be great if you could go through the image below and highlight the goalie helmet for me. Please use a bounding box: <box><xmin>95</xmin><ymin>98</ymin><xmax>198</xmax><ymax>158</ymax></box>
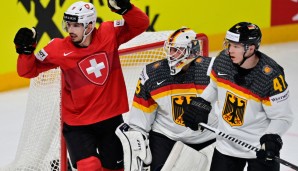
<box><xmin>62</xmin><ymin>1</ymin><xmax>97</xmax><ymax>43</ymax></box>
<box><xmin>164</xmin><ymin>28</ymin><xmax>200</xmax><ymax>75</ymax></box>
<box><xmin>224</xmin><ymin>22</ymin><xmax>262</xmax><ymax>50</ymax></box>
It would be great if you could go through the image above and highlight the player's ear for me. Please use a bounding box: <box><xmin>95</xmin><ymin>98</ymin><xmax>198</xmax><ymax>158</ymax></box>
<box><xmin>248</xmin><ymin>45</ymin><xmax>255</xmax><ymax>52</ymax></box>
<box><xmin>86</xmin><ymin>23</ymin><xmax>94</xmax><ymax>35</ymax></box>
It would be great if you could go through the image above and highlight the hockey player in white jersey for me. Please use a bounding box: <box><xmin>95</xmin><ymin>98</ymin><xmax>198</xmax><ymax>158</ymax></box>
<box><xmin>116</xmin><ymin>27</ymin><xmax>218</xmax><ymax>171</ymax></box>
<box><xmin>187</xmin><ymin>22</ymin><xmax>294</xmax><ymax>171</ymax></box>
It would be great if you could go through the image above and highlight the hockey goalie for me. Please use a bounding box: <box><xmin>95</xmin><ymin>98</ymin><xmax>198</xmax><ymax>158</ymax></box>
<box><xmin>116</xmin><ymin>27</ymin><xmax>217</xmax><ymax>171</ymax></box>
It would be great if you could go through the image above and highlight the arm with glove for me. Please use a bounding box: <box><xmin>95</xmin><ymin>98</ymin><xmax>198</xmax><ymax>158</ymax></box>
<box><xmin>14</xmin><ymin>27</ymin><xmax>41</xmax><ymax>78</ymax></box>
<box><xmin>107</xmin><ymin>0</ymin><xmax>149</xmax><ymax>44</ymax></box>
<box><xmin>182</xmin><ymin>97</ymin><xmax>212</xmax><ymax>131</ymax></box>
<box><xmin>14</xmin><ymin>27</ymin><xmax>37</xmax><ymax>55</ymax></box>
<box><xmin>107</xmin><ymin>0</ymin><xmax>132</xmax><ymax>15</ymax></box>
<box><xmin>14</xmin><ymin>27</ymin><xmax>57</xmax><ymax>78</ymax></box>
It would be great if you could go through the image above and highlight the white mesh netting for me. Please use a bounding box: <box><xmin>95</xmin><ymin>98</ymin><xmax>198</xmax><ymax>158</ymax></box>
<box><xmin>1</xmin><ymin>68</ymin><xmax>62</xmax><ymax>171</ymax></box>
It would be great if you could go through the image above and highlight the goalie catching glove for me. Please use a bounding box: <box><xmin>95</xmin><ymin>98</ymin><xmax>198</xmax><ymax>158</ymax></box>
<box><xmin>256</xmin><ymin>134</ymin><xmax>283</xmax><ymax>161</ymax></box>
<box><xmin>182</xmin><ymin>97</ymin><xmax>212</xmax><ymax>131</ymax></box>
<box><xmin>108</xmin><ymin>0</ymin><xmax>132</xmax><ymax>15</ymax></box>
<box><xmin>115</xmin><ymin>123</ymin><xmax>152</xmax><ymax>171</ymax></box>
<box><xmin>14</xmin><ymin>27</ymin><xmax>37</xmax><ymax>55</ymax></box>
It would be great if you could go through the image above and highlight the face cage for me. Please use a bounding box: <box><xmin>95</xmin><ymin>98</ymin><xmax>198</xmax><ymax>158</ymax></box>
<box><xmin>164</xmin><ymin>41</ymin><xmax>191</xmax><ymax>64</ymax></box>
<box><xmin>164</xmin><ymin>41</ymin><xmax>198</xmax><ymax>75</ymax></box>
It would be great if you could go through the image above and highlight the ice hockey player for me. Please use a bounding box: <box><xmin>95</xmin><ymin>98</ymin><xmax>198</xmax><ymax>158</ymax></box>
<box><xmin>13</xmin><ymin>0</ymin><xmax>149</xmax><ymax>170</ymax></box>
<box><xmin>190</xmin><ymin>22</ymin><xmax>294</xmax><ymax>171</ymax></box>
<box><xmin>116</xmin><ymin>27</ymin><xmax>218</xmax><ymax>171</ymax></box>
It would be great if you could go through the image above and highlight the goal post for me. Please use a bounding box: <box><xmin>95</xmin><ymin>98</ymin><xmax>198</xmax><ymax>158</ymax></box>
<box><xmin>1</xmin><ymin>31</ymin><xmax>208</xmax><ymax>171</ymax></box>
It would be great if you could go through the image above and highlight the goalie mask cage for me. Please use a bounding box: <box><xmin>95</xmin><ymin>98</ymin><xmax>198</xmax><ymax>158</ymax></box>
<box><xmin>1</xmin><ymin>31</ymin><xmax>208</xmax><ymax>171</ymax></box>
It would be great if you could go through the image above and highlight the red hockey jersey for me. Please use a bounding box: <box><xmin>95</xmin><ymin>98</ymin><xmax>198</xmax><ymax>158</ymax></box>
<box><xmin>17</xmin><ymin>5</ymin><xmax>149</xmax><ymax>125</ymax></box>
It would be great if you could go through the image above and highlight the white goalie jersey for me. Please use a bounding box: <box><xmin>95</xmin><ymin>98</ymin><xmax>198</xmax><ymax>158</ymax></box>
<box><xmin>126</xmin><ymin>57</ymin><xmax>218</xmax><ymax>144</ymax></box>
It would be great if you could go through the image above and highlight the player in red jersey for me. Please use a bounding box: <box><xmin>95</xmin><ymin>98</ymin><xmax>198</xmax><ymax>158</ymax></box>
<box><xmin>13</xmin><ymin>0</ymin><xmax>149</xmax><ymax>170</ymax></box>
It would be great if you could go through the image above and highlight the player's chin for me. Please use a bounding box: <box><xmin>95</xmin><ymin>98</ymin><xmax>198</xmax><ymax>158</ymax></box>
<box><xmin>69</xmin><ymin>34</ymin><xmax>78</xmax><ymax>41</ymax></box>
<box><xmin>70</xmin><ymin>37</ymin><xmax>78</xmax><ymax>42</ymax></box>
<box><xmin>230</xmin><ymin>56</ymin><xmax>237</xmax><ymax>63</ymax></box>
<box><xmin>71</xmin><ymin>38</ymin><xmax>82</xmax><ymax>45</ymax></box>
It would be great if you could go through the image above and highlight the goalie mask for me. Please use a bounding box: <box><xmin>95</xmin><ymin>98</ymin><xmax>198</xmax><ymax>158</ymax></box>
<box><xmin>164</xmin><ymin>28</ymin><xmax>201</xmax><ymax>75</ymax></box>
<box><xmin>62</xmin><ymin>1</ymin><xmax>97</xmax><ymax>43</ymax></box>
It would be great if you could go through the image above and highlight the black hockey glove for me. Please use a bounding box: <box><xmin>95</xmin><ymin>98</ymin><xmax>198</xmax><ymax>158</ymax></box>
<box><xmin>256</xmin><ymin>134</ymin><xmax>283</xmax><ymax>161</ymax></box>
<box><xmin>182</xmin><ymin>97</ymin><xmax>211</xmax><ymax>131</ymax></box>
<box><xmin>14</xmin><ymin>27</ymin><xmax>37</xmax><ymax>55</ymax></box>
<box><xmin>107</xmin><ymin>0</ymin><xmax>132</xmax><ymax>15</ymax></box>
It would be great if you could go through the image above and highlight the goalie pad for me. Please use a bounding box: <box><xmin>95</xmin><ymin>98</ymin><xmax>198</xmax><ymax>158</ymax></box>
<box><xmin>161</xmin><ymin>141</ymin><xmax>215</xmax><ymax>171</ymax></box>
<box><xmin>115</xmin><ymin>123</ymin><xmax>152</xmax><ymax>171</ymax></box>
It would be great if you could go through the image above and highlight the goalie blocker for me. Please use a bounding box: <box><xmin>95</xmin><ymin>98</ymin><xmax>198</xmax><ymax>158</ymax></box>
<box><xmin>115</xmin><ymin>123</ymin><xmax>152</xmax><ymax>171</ymax></box>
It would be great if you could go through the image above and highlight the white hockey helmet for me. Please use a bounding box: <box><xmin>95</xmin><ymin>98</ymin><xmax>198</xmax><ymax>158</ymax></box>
<box><xmin>164</xmin><ymin>28</ymin><xmax>200</xmax><ymax>75</ymax></box>
<box><xmin>62</xmin><ymin>1</ymin><xmax>97</xmax><ymax>42</ymax></box>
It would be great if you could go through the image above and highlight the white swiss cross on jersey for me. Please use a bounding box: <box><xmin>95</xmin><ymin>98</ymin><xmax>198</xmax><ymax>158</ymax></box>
<box><xmin>78</xmin><ymin>53</ymin><xmax>109</xmax><ymax>85</ymax></box>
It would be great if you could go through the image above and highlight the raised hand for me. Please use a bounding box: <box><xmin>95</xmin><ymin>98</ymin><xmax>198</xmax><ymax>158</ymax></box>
<box><xmin>14</xmin><ymin>27</ymin><xmax>37</xmax><ymax>55</ymax></box>
<box><xmin>107</xmin><ymin>0</ymin><xmax>132</xmax><ymax>15</ymax></box>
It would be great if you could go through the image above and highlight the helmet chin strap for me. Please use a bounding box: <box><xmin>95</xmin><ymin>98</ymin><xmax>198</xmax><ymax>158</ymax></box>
<box><xmin>233</xmin><ymin>45</ymin><xmax>256</xmax><ymax>67</ymax></box>
<box><xmin>238</xmin><ymin>51</ymin><xmax>255</xmax><ymax>66</ymax></box>
<box><xmin>77</xmin><ymin>25</ymin><xmax>94</xmax><ymax>46</ymax></box>
<box><xmin>79</xmin><ymin>29</ymin><xmax>88</xmax><ymax>44</ymax></box>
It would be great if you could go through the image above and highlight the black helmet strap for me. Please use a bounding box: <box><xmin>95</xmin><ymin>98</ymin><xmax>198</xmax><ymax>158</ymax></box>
<box><xmin>237</xmin><ymin>44</ymin><xmax>255</xmax><ymax>66</ymax></box>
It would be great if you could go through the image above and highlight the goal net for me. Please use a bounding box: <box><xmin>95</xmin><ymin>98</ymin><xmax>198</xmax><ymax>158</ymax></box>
<box><xmin>1</xmin><ymin>31</ymin><xmax>208</xmax><ymax>171</ymax></box>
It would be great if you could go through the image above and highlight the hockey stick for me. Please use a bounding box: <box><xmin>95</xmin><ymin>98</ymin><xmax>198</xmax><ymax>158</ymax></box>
<box><xmin>199</xmin><ymin>123</ymin><xmax>298</xmax><ymax>171</ymax></box>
